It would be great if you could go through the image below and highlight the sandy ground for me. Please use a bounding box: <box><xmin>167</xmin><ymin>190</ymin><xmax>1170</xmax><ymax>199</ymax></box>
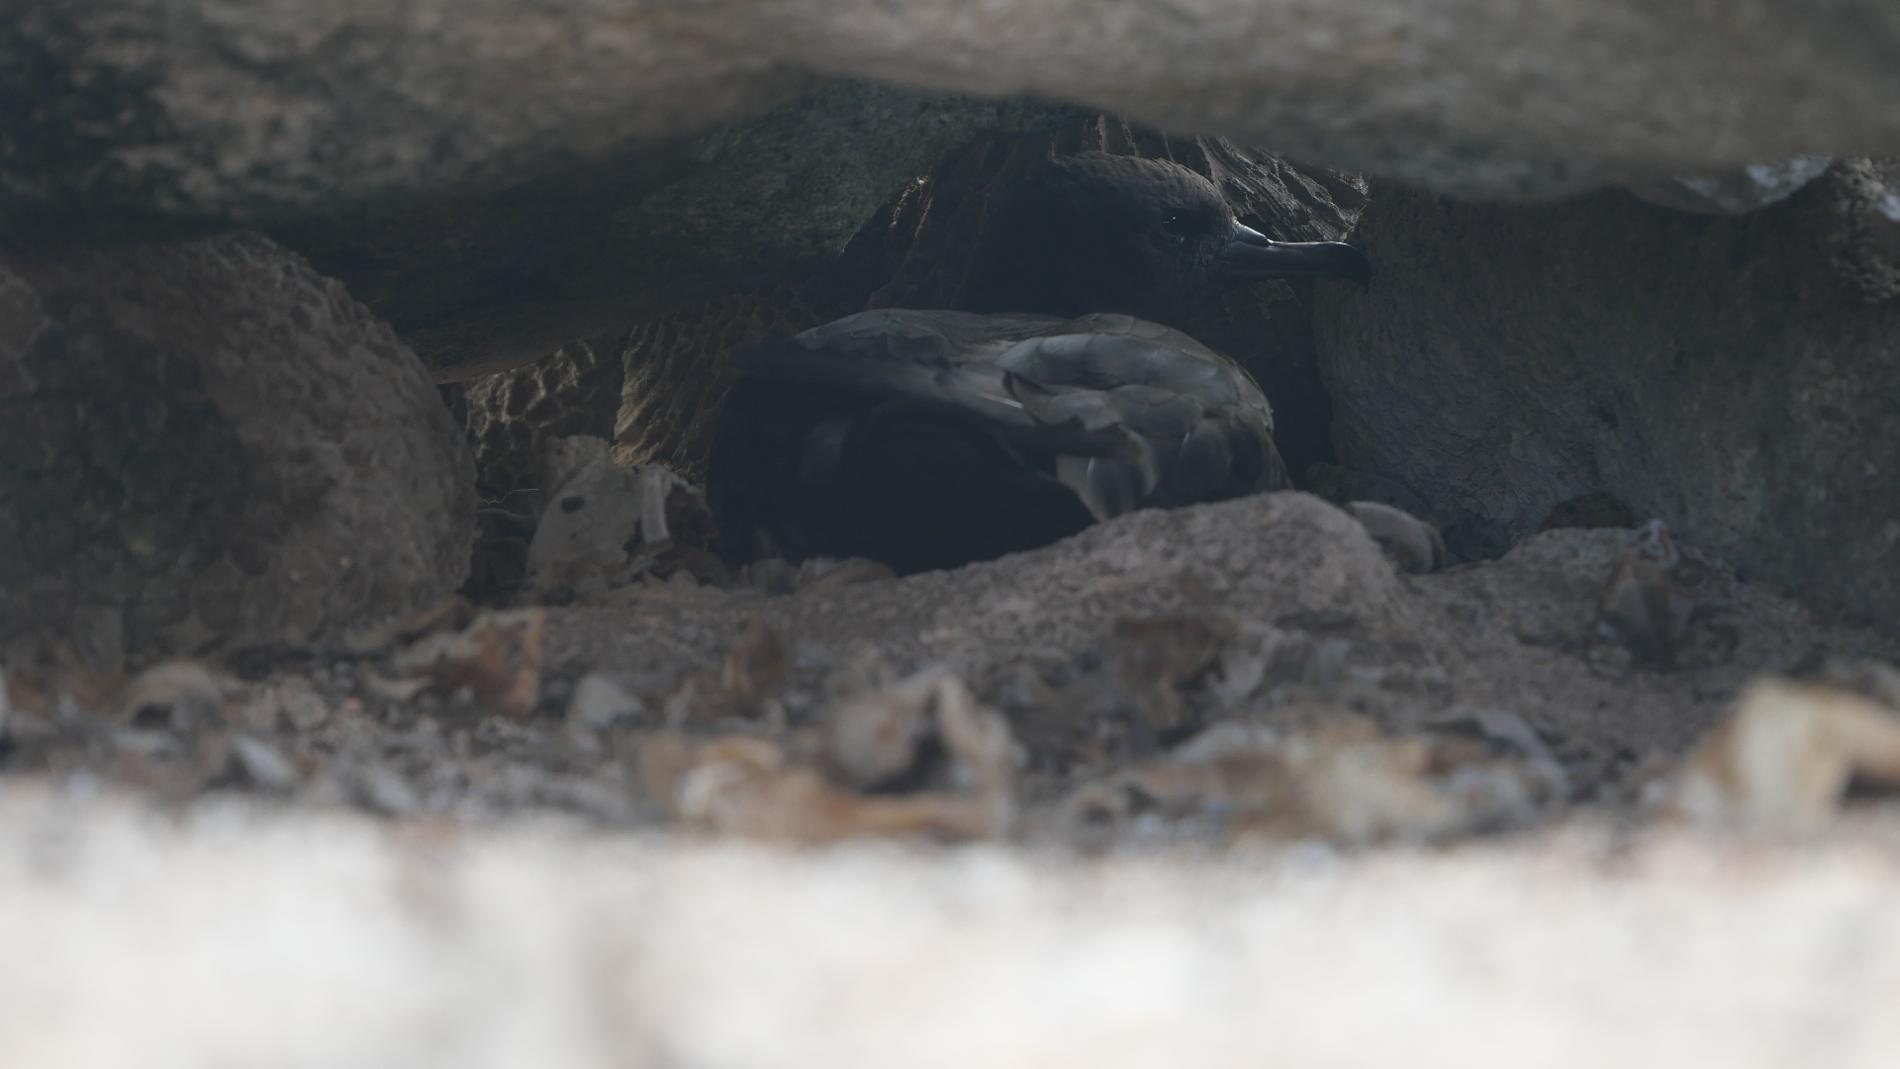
<box><xmin>3</xmin><ymin>491</ymin><xmax>1899</xmax><ymax>1065</ymax></box>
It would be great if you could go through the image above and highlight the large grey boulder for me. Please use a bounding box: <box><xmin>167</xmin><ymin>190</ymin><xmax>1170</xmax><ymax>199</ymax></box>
<box><xmin>0</xmin><ymin>233</ymin><xmax>474</xmax><ymax>671</ymax></box>
<box><xmin>1312</xmin><ymin>161</ymin><xmax>1900</xmax><ymax>629</ymax></box>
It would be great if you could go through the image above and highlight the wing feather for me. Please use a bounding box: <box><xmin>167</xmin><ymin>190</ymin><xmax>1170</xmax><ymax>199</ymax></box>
<box><xmin>726</xmin><ymin>308</ymin><xmax>1286</xmax><ymax>522</ymax></box>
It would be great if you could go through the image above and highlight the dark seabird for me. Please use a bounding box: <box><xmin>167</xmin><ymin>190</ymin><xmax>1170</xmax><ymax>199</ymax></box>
<box><xmin>707</xmin><ymin>152</ymin><xmax>1371</xmax><ymax>574</ymax></box>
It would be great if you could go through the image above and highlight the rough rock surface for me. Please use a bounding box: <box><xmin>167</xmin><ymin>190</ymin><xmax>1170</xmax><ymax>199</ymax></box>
<box><xmin>7</xmin><ymin>491</ymin><xmax>1895</xmax><ymax>827</ymax></box>
<box><xmin>1312</xmin><ymin>164</ymin><xmax>1900</xmax><ymax>630</ymax></box>
<box><xmin>551</xmin><ymin>494</ymin><xmax>1414</xmax><ymax>693</ymax></box>
<box><xmin>542</xmin><ymin>495</ymin><xmax>1895</xmax><ymax>767</ymax></box>
<box><xmin>12</xmin><ymin>3</ymin><xmax>1900</xmax><ymax>377</ymax></box>
<box><xmin>0</xmin><ymin>1</ymin><xmax>808</xmax><ymax>223</ymax></box>
<box><xmin>4</xmin><ymin>490</ymin><xmax>1899</xmax><ymax>1064</ymax></box>
<box><xmin>1826</xmin><ymin>158</ymin><xmax>1900</xmax><ymax>304</ymax></box>
<box><xmin>0</xmin><ymin>233</ymin><xmax>474</xmax><ymax>671</ymax></box>
<box><xmin>9</xmin><ymin>1</ymin><xmax>1900</xmax><ymax>221</ymax></box>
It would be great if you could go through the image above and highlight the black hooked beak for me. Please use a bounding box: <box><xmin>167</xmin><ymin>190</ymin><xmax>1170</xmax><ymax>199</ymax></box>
<box><xmin>1217</xmin><ymin>223</ymin><xmax>1371</xmax><ymax>286</ymax></box>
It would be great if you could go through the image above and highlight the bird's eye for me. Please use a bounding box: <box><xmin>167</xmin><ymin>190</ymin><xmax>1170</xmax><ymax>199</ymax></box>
<box><xmin>1159</xmin><ymin>213</ymin><xmax>1192</xmax><ymax>238</ymax></box>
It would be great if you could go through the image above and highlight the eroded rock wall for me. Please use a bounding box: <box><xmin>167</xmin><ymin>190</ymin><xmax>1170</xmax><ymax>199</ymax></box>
<box><xmin>1314</xmin><ymin>163</ymin><xmax>1900</xmax><ymax>628</ymax></box>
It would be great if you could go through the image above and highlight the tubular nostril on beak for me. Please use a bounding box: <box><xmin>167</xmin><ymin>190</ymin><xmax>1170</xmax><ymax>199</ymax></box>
<box><xmin>1216</xmin><ymin>228</ymin><xmax>1372</xmax><ymax>286</ymax></box>
<box><xmin>1230</xmin><ymin>223</ymin><xmax>1273</xmax><ymax>247</ymax></box>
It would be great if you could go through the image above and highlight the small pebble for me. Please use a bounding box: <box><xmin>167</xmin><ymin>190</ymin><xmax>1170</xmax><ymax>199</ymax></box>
<box><xmin>230</xmin><ymin>735</ymin><xmax>301</xmax><ymax>793</ymax></box>
<box><xmin>566</xmin><ymin>673</ymin><xmax>645</xmax><ymax>731</ymax></box>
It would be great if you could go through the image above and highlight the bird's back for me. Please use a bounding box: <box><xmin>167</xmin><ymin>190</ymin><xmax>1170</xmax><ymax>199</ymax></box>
<box><xmin>708</xmin><ymin>309</ymin><xmax>1286</xmax><ymax>572</ymax></box>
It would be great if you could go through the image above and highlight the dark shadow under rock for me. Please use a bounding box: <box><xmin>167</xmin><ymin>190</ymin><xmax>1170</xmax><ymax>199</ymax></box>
<box><xmin>275</xmin><ymin>84</ymin><xmax>1082</xmax><ymax>378</ymax></box>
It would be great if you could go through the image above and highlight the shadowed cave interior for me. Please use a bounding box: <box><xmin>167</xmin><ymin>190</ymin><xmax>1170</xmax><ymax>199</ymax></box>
<box><xmin>9</xmin><ymin>11</ymin><xmax>1900</xmax><ymax>1066</ymax></box>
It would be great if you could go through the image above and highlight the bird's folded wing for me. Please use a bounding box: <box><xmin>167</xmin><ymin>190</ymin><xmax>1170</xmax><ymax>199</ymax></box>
<box><xmin>1002</xmin><ymin>325</ymin><xmax>1285</xmax><ymax>506</ymax></box>
<box><xmin>994</xmin><ymin>317</ymin><xmax>1250</xmax><ymax>411</ymax></box>
<box><xmin>729</xmin><ymin>309</ymin><xmax>1279</xmax><ymax>518</ymax></box>
<box><xmin>733</xmin><ymin>311</ymin><xmax>1190</xmax><ymax>455</ymax></box>
<box><xmin>730</xmin><ymin>309</ymin><xmax>1059</xmax><ymax>432</ymax></box>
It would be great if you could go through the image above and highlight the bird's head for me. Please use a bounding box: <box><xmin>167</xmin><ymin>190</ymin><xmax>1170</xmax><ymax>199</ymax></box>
<box><xmin>961</xmin><ymin>152</ymin><xmax>1370</xmax><ymax>328</ymax></box>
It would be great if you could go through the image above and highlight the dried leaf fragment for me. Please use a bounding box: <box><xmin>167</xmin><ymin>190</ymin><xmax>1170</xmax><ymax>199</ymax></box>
<box><xmin>390</xmin><ymin>609</ymin><xmax>547</xmax><ymax>719</ymax></box>
<box><xmin>664</xmin><ymin>614</ymin><xmax>789</xmax><ymax>726</ymax></box>
<box><xmin>1067</xmin><ymin>712</ymin><xmax>1555</xmax><ymax>847</ymax></box>
<box><xmin>1804</xmin><ymin>655</ymin><xmax>1900</xmax><ymax>711</ymax></box>
<box><xmin>927</xmin><ymin>671</ymin><xmax>1018</xmax><ymax>802</ymax></box>
<box><xmin>638</xmin><ymin>732</ymin><xmax>1007</xmax><ymax>845</ymax></box>
<box><xmin>824</xmin><ymin>671</ymin><xmax>932</xmax><ymax>789</ymax></box>
<box><xmin>1106</xmin><ymin>615</ymin><xmax>1235</xmax><ymax>737</ymax></box>
<box><xmin>1663</xmin><ymin>677</ymin><xmax>1900</xmax><ymax>829</ymax></box>
<box><xmin>641</xmin><ymin>668</ymin><xmax>1017</xmax><ymax>844</ymax></box>
<box><xmin>824</xmin><ymin>667</ymin><xmax>1017</xmax><ymax>796</ymax></box>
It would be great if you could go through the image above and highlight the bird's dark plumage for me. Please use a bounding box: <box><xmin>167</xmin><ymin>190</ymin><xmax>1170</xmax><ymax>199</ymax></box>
<box><xmin>961</xmin><ymin>152</ymin><xmax>1369</xmax><ymax>327</ymax></box>
<box><xmin>708</xmin><ymin>152</ymin><xmax>1369</xmax><ymax>573</ymax></box>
